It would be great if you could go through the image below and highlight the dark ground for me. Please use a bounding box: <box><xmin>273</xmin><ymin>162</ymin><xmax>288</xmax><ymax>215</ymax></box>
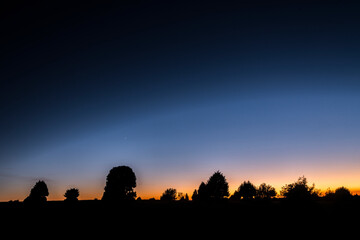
<box><xmin>1</xmin><ymin>199</ymin><xmax>359</xmax><ymax>237</ymax></box>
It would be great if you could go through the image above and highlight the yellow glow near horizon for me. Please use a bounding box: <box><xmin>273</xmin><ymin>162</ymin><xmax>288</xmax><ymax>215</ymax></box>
<box><xmin>3</xmin><ymin>163</ymin><xmax>360</xmax><ymax>202</ymax></box>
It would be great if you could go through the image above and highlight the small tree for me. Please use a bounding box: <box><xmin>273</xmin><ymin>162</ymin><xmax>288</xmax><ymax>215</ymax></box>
<box><xmin>177</xmin><ymin>192</ymin><xmax>184</xmax><ymax>200</ymax></box>
<box><xmin>257</xmin><ymin>183</ymin><xmax>277</xmax><ymax>199</ymax></box>
<box><xmin>334</xmin><ymin>186</ymin><xmax>352</xmax><ymax>201</ymax></box>
<box><xmin>232</xmin><ymin>181</ymin><xmax>257</xmax><ymax>200</ymax></box>
<box><xmin>205</xmin><ymin>171</ymin><xmax>230</xmax><ymax>200</ymax></box>
<box><xmin>280</xmin><ymin>176</ymin><xmax>319</xmax><ymax>201</ymax></box>
<box><xmin>24</xmin><ymin>180</ymin><xmax>49</xmax><ymax>205</ymax></box>
<box><xmin>102</xmin><ymin>166</ymin><xmax>137</xmax><ymax>201</ymax></box>
<box><xmin>160</xmin><ymin>188</ymin><xmax>177</xmax><ymax>201</ymax></box>
<box><xmin>184</xmin><ymin>193</ymin><xmax>189</xmax><ymax>201</ymax></box>
<box><xmin>64</xmin><ymin>188</ymin><xmax>80</xmax><ymax>202</ymax></box>
<box><xmin>324</xmin><ymin>188</ymin><xmax>335</xmax><ymax>200</ymax></box>
<box><xmin>191</xmin><ymin>189</ymin><xmax>199</xmax><ymax>201</ymax></box>
<box><xmin>197</xmin><ymin>182</ymin><xmax>209</xmax><ymax>201</ymax></box>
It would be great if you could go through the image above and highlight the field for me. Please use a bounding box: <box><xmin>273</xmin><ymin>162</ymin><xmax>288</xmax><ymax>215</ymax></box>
<box><xmin>1</xmin><ymin>198</ymin><xmax>359</xmax><ymax>237</ymax></box>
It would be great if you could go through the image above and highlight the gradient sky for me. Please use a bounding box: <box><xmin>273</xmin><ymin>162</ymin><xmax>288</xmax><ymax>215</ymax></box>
<box><xmin>1</xmin><ymin>0</ymin><xmax>360</xmax><ymax>201</ymax></box>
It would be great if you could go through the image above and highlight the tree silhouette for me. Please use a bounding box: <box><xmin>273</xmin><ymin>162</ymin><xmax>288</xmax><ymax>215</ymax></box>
<box><xmin>191</xmin><ymin>189</ymin><xmax>199</xmax><ymax>201</ymax></box>
<box><xmin>102</xmin><ymin>166</ymin><xmax>137</xmax><ymax>201</ymax></box>
<box><xmin>324</xmin><ymin>188</ymin><xmax>335</xmax><ymax>200</ymax></box>
<box><xmin>160</xmin><ymin>188</ymin><xmax>177</xmax><ymax>201</ymax></box>
<box><xmin>24</xmin><ymin>180</ymin><xmax>49</xmax><ymax>205</ymax></box>
<box><xmin>231</xmin><ymin>181</ymin><xmax>257</xmax><ymax>200</ymax></box>
<box><xmin>197</xmin><ymin>171</ymin><xmax>229</xmax><ymax>201</ymax></box>
<box><xmin>64</xmin><ymin>188</ymin><xmax>80</xmax><ymax>202</ymax></box>
<box><xmin>257</xmin><ymin>183</ymin><xmax>277</xmax><ymax>199</ymax></box>
<box><xmin>280</xmin><ymin>176</ymin><xmax>319</xmax><ymax>201</ymax></box>
<box><xmin>184</xmin><ymin>193</ymin><xmax>189</xmax><ymax>201</ymax></box>
<box><xmin>334</xmin><ymin>186</ymin><xmax>352</xmax><ymax>201</ymax></box>
<box><xmin>197</xmin><ymin>181</ymin><xmax>209</xmax><ymax>201</ymax></box>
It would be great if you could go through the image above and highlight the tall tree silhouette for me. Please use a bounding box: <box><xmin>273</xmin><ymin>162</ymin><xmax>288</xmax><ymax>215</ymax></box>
<box><xmin>24</xmin><ymin>180</ymin><xmax>49</xmax><ymax>205</ymax></box>
<box><xmin>191</xmin><ymin>189</ymin><xmax>199</xmax><ymax>201</ymax></box>
<box><xmin>102</xmin><ymin>166</ymin><xmax>137</xmax><ymax>201</ymax></box>
<box><xmin>197</xmin><ymin>182</ymin><xmax>209</xmax><ymax>201</ymax></box>
<box><xmin>198</xmin><ymin>171</ymin><xmax>229</xmax><ymax>201</ymax></box>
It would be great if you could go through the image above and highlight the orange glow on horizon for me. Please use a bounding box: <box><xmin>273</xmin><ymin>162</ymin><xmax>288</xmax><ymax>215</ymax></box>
<box><xmin>3</xmin><ymin>185</ymin><xmax>360</xmax><ymax>202</ymax></box>
<box><xmin>44</xmin><ymin>185</ymin><xmax>360</xmax><ymax>202</ymax></box>
<box><xmin>2</xmin><ymin>168</ymin><xmax>360</xmax><ymax>202</ymax></box>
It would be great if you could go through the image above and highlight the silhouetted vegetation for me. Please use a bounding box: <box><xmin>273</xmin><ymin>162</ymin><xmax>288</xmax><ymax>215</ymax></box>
<box><xmin>231</xmin><ymin>181</ymin><xmax>257</xmax><ymax>200</ymax></box>
<box><xmin>191</xmin><ymin>189</ymin><xmax>199</xmax><ymax>201</ymax></box>
<box><xmin>64</xmin><ymin>188</ymin><xmax>79</xmax><ymax>202</ymax></box>
<box><xmin>257</xmin><ymin>183</ymin><xmax>277</xmax><ymax>199</ymax></box>
<box><xmin>179</xmin><ymin>193</ymin><xmax>189</xmax><ymax>201</ymax></box>
<box><xmin>334</xmin><ymin>187</ymin><xmax>352</xmax><ymax>201</ymax></box>
<box><xmin>3</xmin><ymin>166</ymin><xmax>359</xmax><ymax>217</ymax></box>
<box><xmin>280</xmin><ymin>176</ymin><xmax>320</xmax><ymax>201</ymax></box>
<box><xmin>206</xmin><ymin>171</ymin><xmax>230</xmax><ymax>200</ymax></box>
<box><xmin>24</xmin><ymin>180</ymin><xmax>49</xmax><ymax>206</ymax></box>
<box><xmin>196</xmin><ymin>182</ymin><xmax>208</xmax><ymax>201</ymax></box>
<box><xmin>160</xmin><ymin>188</ymin><xmax>177</xmax><ymax>201</ymax></box>
<box><xmin>2</xmin><ymin>166</ymin><xmax>360</xmax><ymax>237</ymax></box>
<box><xmin>102</xmin><ymin>166</ymin><xmax>137</xmax><ymax>201</ymax></box>
<box><xmin>194</xmin><ymin>171</ymin><xmax>229</xmax><ymax>202</ymax></box>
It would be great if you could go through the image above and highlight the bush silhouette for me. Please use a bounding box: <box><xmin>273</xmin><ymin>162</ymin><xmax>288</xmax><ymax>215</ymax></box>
<box><xmin>24</xmin><ymin>180</ymin><xmax>49</xmax><ymax>205</ymax></box>
<box><xmin>231</xmin><ymin>181</ymin><xmax>257</xmax><ymax>200</ymax></box>
<box><xmin>64</xmin><ymin>188</ymin><xmax>80</xmax><ymax>202</ymax></box>
<box><xmin>280</xmin><ymin>176</ymin><xmax>319</xmax><ymax>201</ymax></box>
<box><xmin>160</xmin><ymin>188</ymin><xmax>177</xmax><ymax>201</ymax></box>
<box><xmin>102</xmin><ymin>166</ymin><xmax>137</xmax><ymax>201</ymax></box>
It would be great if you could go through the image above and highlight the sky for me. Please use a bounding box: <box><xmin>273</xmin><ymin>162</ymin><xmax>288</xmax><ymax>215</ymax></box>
<box><xmin>1</xmin><ymin>0</ymin><xmax>360</xmax><ymax>201</ymax></box>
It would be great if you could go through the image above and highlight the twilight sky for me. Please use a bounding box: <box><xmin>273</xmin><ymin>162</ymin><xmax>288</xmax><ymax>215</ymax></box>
<box><xmin>1</xmin><ymin>0</ymin><xmax>360</xmax><ymax>200</ymax></box>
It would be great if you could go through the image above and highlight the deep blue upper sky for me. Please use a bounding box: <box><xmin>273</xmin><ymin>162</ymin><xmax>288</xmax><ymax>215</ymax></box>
<box><xmin>1</xmin><ymin>0</ymin><xmax>360</xmax><ymax>200</ymax></box>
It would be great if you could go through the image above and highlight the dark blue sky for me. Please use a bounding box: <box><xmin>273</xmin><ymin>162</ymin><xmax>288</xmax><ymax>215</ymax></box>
<box><xmin>1</xmin><ymin>0</ymin><xmax>360</xmax><ymax>200</ymax></box>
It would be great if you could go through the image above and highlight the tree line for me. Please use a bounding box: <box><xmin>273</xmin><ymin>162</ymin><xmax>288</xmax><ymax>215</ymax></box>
<box><xmin>22</xmin><ymin>165</ymin><xmax>354</xmax><ymax>205</ymax></box>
